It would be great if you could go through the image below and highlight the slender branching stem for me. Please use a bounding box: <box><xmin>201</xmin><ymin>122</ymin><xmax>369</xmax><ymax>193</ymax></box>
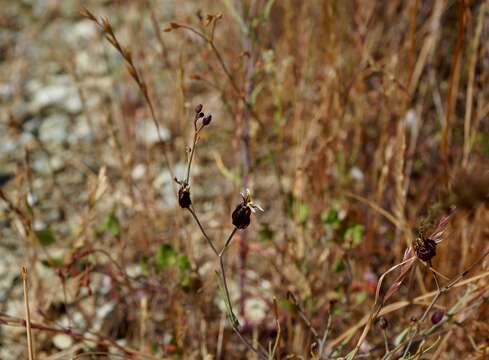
<box><xmin>220</xmin><ymin>227</ymin><xmax>238</xmax><ymax>257</ymax></box>
<box><xmin>186</xmin><ymin>206</ymin><xmax>266</xmax><ymax>359</ymax></box>
<box><xmin>175</xmin><ymin>24</ymin><xmax>240</xmax><ymax>95</ymax></box>
<box><xmin>218</xmin><ymin>228</ymin><xmax>238</xmax><ymax>317</ymax></box>
<box><xmin>187</xmin><ymin>206</ymin><xmax>219</xmax><ymax>256</ymax></box>
<box><xmin>402</xmin><ymin>253</ymin><xmax>489</xmax><ymax>358</ymax></box>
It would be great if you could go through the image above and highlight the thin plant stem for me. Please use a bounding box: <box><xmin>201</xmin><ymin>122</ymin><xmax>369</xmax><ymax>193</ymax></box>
<box><xmin>186</xmin><ymin>208</ymin><xmax>267</xmax><ymax>359</ymax></box>
<box><xmin>174</xmin><ymin>24</ymin><xmax>240</xmax><ymax>95</ymax></box>
<box><xmin>187</xmin><ymin>206</ymin><xmax>219</xmax><ymax>256</ymax></box>
<box><xmin>402</xmin><ymin>254</ymin><xmax>486</xmax><ymax>358</ymax></box>
<box><xmin>218</xmin><ymin>228</ymin><xmax>238</xmax><ymax>317</ymax></box>
<box><xmin>186</xmin><ymin>126</ymin><xmax>202</xmax><ymax>184</ymax></box>
<box><xmin>21</xmin><ymin>267</ymin><xmax>34</xmax><ymax>360</ymax></box>
<box><xmin>270</xmin><ymin>297</ymin><xmax>281</xmax><ymax>359</ymax></box>
<box><xmin>383</xmin><ymin>329</ymin><xmax>389</xmax><ymax>354</ymax></box>
<box><xmin>220</xmin><ymin>227</ymin><xmax>238</xmax><ymax>257</ymax></box>
<box><xmin>318</xmin><ymin>313</ymin><xmax>333</xmax><ymax>358</ymax></box>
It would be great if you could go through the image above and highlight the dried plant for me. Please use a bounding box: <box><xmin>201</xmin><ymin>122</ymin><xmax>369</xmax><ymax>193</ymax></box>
<box><xmin>174</xmin><ymin>104</ymin><xmax>272</xmax><ymax>359</ymax></box>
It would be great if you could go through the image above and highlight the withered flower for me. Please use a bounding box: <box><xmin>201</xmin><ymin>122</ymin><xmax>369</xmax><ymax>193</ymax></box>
<box><xmin>178</xmin><ymin>184</ymin><xmax>192</xmax><ymax>209</ymax></box>
<box><xmin>232</xmin><ymin>189</ymin><xmax>263</xmax><ymax>229</ymax></box>
<box><xmin>413</xmin><ymin>213</ymin><xmax>451</xmax><ymax>262</ymax></box>
<box><xmin>414</xmin><ymin>237</ymin><xmax>437</xmax><ymax>262</ymax></box>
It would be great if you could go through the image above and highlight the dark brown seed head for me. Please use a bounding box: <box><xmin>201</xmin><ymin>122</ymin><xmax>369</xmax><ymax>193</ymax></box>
<box><xmin>198</xmin><ymin>112</ymin><xmax>204</xmax><ymax>118</ymax></box>
<box><xmin>414</xmin><ymin>237</ymin><xmax>437</xmax><ymax>262</ymax></box>
<box><xmin>431</xmin><ymin>309</ymin><xmax>444</xmax><ymax>325</ymax></box>
<box><xmin>232</xmin><ymin>203</ymin><xmax>251</xmax><ymax>229</ymax></box>
<box><xmin>202</xmin><ymin>114</ymin><xmax>212</xmax><ymax>126</ymax></box>
<box><xmin>195</xmin><ymin>104</ymin><xmax>203</xmax><ymax>114</ymax></box>
<box><xmin>178</xmin><ymin>185</ymin><xmax>191</xmax><ymax>209</ymax></box>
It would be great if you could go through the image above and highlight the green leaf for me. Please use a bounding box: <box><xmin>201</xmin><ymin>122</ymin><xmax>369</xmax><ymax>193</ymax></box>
<box><xmin>355</xmin><ymin>291</ymin><xmax>368</xmax><ymax>305</ymax></box>
<box><xmin>332</xmin><ymin>258</ymin><xmax>345</xmax><ymax>273</ymax></box>
<box><xmin>176</xmin><ymin>254</ymin><xmax>190</xmax><ymax>270</ymax></box>
<box><xmin>155</xmin><ymin>244</ymin><xmax>178</xmax><ymax>269</ymax></box>
<box><xmin>322</xmin><ymin>209</ymin><xmax>340</xmax><ymax>229</ymax></box>
<box><xmin>35</xmin><ymin>229</ymin><xmax>56</xmax><ymax>246</ymax></box>
<box><xmin>262</xmin><ymin>0</ymin><xmax>275</xmax><ymax>20</ymax></box>
<box><xmin>394</xmin><ymin>327</ymin><xmax>411</xmax><ymax>346</ymax></box>
<box><xmin>105</xmin><ymin>212</ymin><xmax>121</xmax><ymax>237</ymax></box>
<box><xmin>344</xmin><ymin>224</ymin><xmax>364</xmax><ymax>247</ymax></box>
<box><xmin>179</xmin><ymin>271</ymin><xmax>192</xmax><ymax>290</ymax></box>
<box><xmin>297</xmin><ymin>202</ymin><xmax>309</xmax><ymax>224</ymax></box>
<box><xmin>258</xmin><ymin>223</ymin><xmax>274</xmax><ymax>242</ymax></box>
<box><xmin>279</xmin><ymin>298</ymin><xmax>293</xmax><ymax>312</ymax></box>
<box><xmin>140</xmin><ymin>256</ymin><xmax>149</xmax><ymax>276</ymax></box>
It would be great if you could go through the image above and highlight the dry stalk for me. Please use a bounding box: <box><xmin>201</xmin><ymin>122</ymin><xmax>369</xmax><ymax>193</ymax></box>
<box><xmin>21</xmin><ymin>266</ymin><xmax>34</xmax><ymax>360</ymax></box>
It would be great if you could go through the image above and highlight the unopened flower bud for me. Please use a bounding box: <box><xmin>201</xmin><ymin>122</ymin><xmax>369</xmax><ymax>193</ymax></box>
<box><xmin>195</xmin><ymin>104</ymin><xmax>203</xmax><ymax>114</ymax></box>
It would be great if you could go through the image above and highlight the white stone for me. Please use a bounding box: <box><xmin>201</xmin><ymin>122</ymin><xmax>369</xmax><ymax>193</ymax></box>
<box><xmin>132</xmin><ymin>164</ymin><xmax>147</xmax><ymax>180</ymax></box>
<box><xmin>68</xmin><ymin>116</ymin><xmax>92</xmax><ymax>143</ymax></box>
<box><xmin>136</xmin><ymin>120</ymin><xmax>170</xmax><ymax>146</ymax></box>
<box><xmin>244</xmin><ymin>298</ymin><xmax>267</xmax><ymax>323</ymax></box>
<box><xmin>39</xmin><ymin>114</ymin><xmax>69</xmax><ymax>143</ymax></box>
<box><xmin>52</xmin><ymin>333</ymin><xmax>74</xmax><ymax>350</ymax></box>
<box><xmin>350</xmin><ymin>167</ymin><xmax>364</xmax><ymax>182</ymax></box>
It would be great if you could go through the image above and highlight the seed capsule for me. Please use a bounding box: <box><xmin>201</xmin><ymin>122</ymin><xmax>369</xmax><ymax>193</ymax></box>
<box><xmin>178</xmin><ymin>185</ymin><xmax>191</xmax><ymax>208</ymax></box>
<box><xmin>195</xmin><ymin>104</ymin><xmax>203</xmax><ymax>114</ymax></box>
<box><xmin>231</xmin><ymin>189</ymin><xmax>263</xmax><ymax>229</ymax></box>
<box><xmin>431</xmin><ymin>309</ymin><xmax>444</xmax><ymax>325</ymax></box>
<box><xmin>202</xmin><ymin>114</ymin><xmax>212</xmax><ymax>126</ymax></box>
<box><xmin>232</xmin><ymin>203</ymin><xmax>251</xmax><ymax>229</ymax></box>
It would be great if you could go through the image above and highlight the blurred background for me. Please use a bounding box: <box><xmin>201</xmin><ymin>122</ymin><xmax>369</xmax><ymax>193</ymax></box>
<box><xmin>0</xmin><ymin>0</ymin><xmax>488</xmax><ymax>358</ymax></box>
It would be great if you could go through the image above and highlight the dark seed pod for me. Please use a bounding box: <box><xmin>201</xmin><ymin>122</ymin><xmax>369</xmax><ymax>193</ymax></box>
<box><xmin>232</xmin><ymin>202</ymin><xmax>251</xmax><ymax>229</ymax></box>
<box><xmin>414</xmin><ymin>237</ymin><xmax>437</xmax><ymax>262</ymax></box>
<box><xmin>202</xmin><ymin>114</ymin><xmax>212</xmax><ymax>126</ymax></box>
<box><xmin>195</xmin><ymin>104</ymin><xmax>203</xmax><ymax>114</ymax></box>
<box><xmin>198</xmin><ymin>112</ymin><xmax>205</xmax><ymax>118</ymax></box>
<box><xmin>431</xmin><ymin>309</ymin><xmax>444</xmax><ymax>325</ymax></box>
<box><xmin>178</xmin><ymin>185</ymin><xmax>191</xmax><ymax>209</ymax></box>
